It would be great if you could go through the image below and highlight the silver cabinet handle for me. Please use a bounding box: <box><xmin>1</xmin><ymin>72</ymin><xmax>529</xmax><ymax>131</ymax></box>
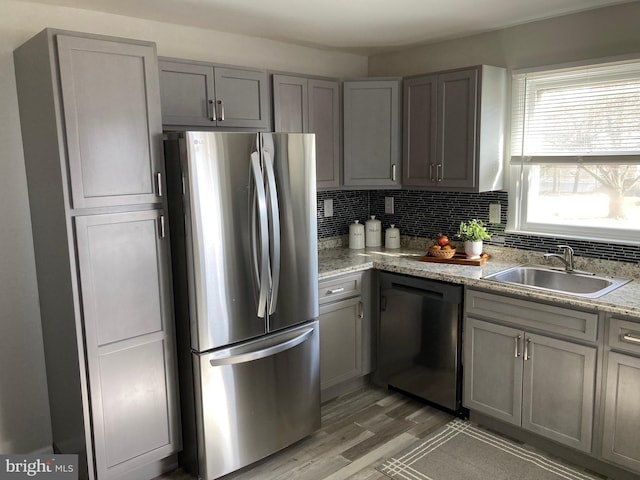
<box><xmin>622</xmin><ymin>333</ymin><xmax>640</xmax><ymax>344</ymax></box>
<box><xmin>155</xmin><ymin>172</ymin><xmax>163</xmax><ymax>197</ymax></box>
<box><xmin>217</xmin><ymin>100</ymin><xmax>225</xmax><ymax>121</ymax></box>
<box><xmin>158</xmin><ymin>215</ymin><xmax>166</xmax><ymax>239</ymax></box>
<box><xmin>514</xmin><ymin>335</ymin><xmax>522</xmax><ymax>358</ymax></box>
<box><xmin>437</xmin><ymin>163</ymin><xmax>443</xmax><ymax>182</ymax></box>
<box><xmin>358</xmin><ymin>301</ymin><xmax>364</xmax><ymax>319</ymax></box>
<box><xmin>391</xmin><ymin>164</ymin><xmax>397</xmax><ymax>182</ymax></box>
<box><xmin>524</xmin><ymin>338</ymin><xmax>532</xmax><ymax>360</ymax></box>
<box><xmin>208</xmin><ymin>99</ymin><xmax>217</xmax><ymax>121</ymax></box>
<box><xmin>328</xmin><ymin>287</ymin><xmax>345</xmax><ymax>294</ymax></box>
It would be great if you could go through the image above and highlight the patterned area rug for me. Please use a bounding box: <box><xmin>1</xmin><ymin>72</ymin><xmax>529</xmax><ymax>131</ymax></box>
<box><xmin>377</xmin><ymin>419</ymin><xmax>601</xmax><ymax>480</ymax></box>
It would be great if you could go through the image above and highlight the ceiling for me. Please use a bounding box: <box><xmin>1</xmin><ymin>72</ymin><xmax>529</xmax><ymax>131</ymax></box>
<box><xmin>20</xmin><ymin>0</ymin><xmax>634</xmax><ymax>54</ymax></box>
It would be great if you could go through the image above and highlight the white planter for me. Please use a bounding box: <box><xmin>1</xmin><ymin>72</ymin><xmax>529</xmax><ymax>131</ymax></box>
<box><xmin>464</xmin><ymin>240</ymin><xmax>483</xmax><ymax>259</ymax></box>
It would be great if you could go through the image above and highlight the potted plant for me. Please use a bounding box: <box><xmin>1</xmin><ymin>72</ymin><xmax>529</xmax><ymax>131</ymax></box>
<box><xmin>457</xmin><ymin>219</ymin><xmax>491</xmax><ymax>259</ymax></box>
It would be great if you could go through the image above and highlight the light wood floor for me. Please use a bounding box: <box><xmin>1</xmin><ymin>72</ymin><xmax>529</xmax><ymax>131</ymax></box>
<box><xmin>157</xmin><ymin>385</ymin><xmax>453</xmax><ymax>480</ymax></box>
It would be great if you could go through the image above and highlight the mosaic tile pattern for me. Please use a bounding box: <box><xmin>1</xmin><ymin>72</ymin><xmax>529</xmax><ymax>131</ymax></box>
<box><xmin>316</xmin><ymin>189</ymin><xmax>640</xmax><ymax>264</ymax></box>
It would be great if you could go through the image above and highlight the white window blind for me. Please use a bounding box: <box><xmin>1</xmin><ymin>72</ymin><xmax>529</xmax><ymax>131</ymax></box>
<box><xmin>511</xmin><ymin>60</ymin><xmax>640</xmax><ymax>163</ymax></box>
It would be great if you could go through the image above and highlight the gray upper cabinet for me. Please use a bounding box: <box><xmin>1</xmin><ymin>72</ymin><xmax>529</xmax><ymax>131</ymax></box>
<box><xmin>14</xmin><ymin>29</ymin><xmax>179</xmax><ymax>480</ymax></box>
<box><xmin>273</xmin><ymin>75</ymin><xmax>340</xmax><ymax>189</ymax></box>
<box><xmin>159</xmin><ymin>59</ymin><xmax>269</xmax><ymax>129</ymax></box>
<box><xmin>403</xmin><ymin>65</ymin><xmax>506</xmax><ymax>192</ymax></box>
<box><xmin>343</xmin><ymin>79</ymin><xmax>401</xmax><ymax>188</ymax></box>
<box><xmin>273</xmin><ymin>75</ymin><xmax>308</xmax><ymax>132</ymax></box>
<box><xmin>57</xmin><ymin>35</ymin><xmax>164</xmax><ymax>209</ymax></box>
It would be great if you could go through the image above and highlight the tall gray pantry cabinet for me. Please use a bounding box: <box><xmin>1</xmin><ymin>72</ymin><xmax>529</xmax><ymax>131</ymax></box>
<box><xmin>14</xmin><ymin>29</ymin><xmax>181</xmax><ymax>480</ymax></box>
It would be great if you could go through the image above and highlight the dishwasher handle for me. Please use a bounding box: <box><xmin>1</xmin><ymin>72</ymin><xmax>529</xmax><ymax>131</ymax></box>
<box><xmin>384</xmin><ymin>284</ymin><xmax>447</xmax><ymax>302</ymax></box>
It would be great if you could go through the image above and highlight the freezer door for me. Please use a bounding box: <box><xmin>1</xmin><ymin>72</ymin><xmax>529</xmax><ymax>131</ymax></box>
<box><xmin>182</xmin><ymin>132</ymin><xmax>267</xmax><ymax>351</ymax></box>
<box><xmin>193</xmin><ymin>321</ymin><xmax>320</xmax><ymax>480</ymax></box>
<box><xmin>262</xmin><ymin>133</ymin><xmax>319</xmax><ymax>332</ymax></box>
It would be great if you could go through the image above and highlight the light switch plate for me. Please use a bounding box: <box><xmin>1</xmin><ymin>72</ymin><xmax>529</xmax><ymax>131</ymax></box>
<box><xmin>489</xmin><ymin>203</ymin><xmax>501</xmax><ymax>224</ymax></box>
<box><xmin>324</xmin><ymin>198</ymin><xmax>333</xmax><ymax>217</ymax></box>
<box><xmin>385</xmin><ymin>197</ymin><xmax>394</xmax><ymax>214</ymax></box>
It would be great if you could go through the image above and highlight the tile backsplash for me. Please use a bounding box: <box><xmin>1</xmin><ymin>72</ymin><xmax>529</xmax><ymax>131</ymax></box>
<box><xmin>317</xmin><ymin>189</ymin><xmax>640</xmax><ymax>264</ymax></box>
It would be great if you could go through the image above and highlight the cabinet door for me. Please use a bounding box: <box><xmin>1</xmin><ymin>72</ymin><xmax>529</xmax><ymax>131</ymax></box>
<box><xmin>159</xmin><ymin>60</ymin><xmax>216</xmax><ymax>126</ymax></box>
<box><xmin>57</xmin><ymin>35</ymin><xmax>163</xmax><ymax>209</ymax></box>
<box><xmin>403</xmin><ymin>75</ymin><xmax>437</xmax><ymax>186</ymax></box>
<box><xmin>75</xmin><ymin>210</ymin><xmax>180</xmax><ymax>479</ymax></box>
<box><xmin>437</xmin><ymin>68</ymin><xmax>478</xmax><ymax>189</ymax></box>
<box><xmin>602</xmin><ymin>352</ymin><xmax>640</xmax><ymax>472</ymax></box>
<box><xmin>463</xmin><ymin>318</ymin><xmax>523</xmax><ymax>426</ymax></box>
<box><xmin>343</xmin><ymin>80</ymin><xmax>401</xmax><ymax>187</ymax></box>
<box><xmin>214</xmin><ymin>67</ymin><xmax>270</xmax><ymax>128</ymax></box>
<box><xmin>521</xmin><ymin>333</ymin><xmax>596</xmax><ymax>452</ymax></box>
<box><xmin>319</xmin><ymin>297</ymin><xmax>363</xmax><ymax>390</ymax></box>
<box><xmin>309</xmin><ymin>79</ymin><xmax>340</xmax><ymax>189</ymax></box>
<box><xmin>273</xmin><ymin>75</ymin><xmax>308</xmax><ymax>133</ymax></box>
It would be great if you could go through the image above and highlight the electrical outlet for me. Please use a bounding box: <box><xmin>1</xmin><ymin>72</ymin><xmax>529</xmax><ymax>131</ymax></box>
<box><xmin>324</xmin><ymin>198</ymin><xmax>333</xmax><ymax>217</ymax></box>
<box><xmin>489</xmin><ymin>203</ymin><xmax>501</xmax><ymax>224</ymax></box>
<box><xmin>385</xmin><ymin>197</ymin><xmax>394</xmax><ymax>214</ymax></box>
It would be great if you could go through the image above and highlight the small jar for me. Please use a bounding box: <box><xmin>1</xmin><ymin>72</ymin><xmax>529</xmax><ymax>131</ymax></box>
<box><xmin>349</xmin><ymin>220</ymin><xmax>365</xmax><ymax>249</ymax></box>
<box><xmin>385</xmin><ymin>224</ymin><xmax>400</xmax><ymax>249</ymax></box>
<box><xmin>365</xmin><ymin>215</ymin><xmax>382</xmax><ymax>247</ymax></box>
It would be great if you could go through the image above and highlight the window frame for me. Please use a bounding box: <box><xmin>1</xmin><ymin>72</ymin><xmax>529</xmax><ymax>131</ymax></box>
<box><xmin>507</xmin><ymin>55</ymin><xmax>640</xmax><ymax>246</ymax></box>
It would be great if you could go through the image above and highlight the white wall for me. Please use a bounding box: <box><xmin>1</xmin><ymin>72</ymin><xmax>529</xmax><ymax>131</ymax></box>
<box><xmin>0</xmin><ymin>0</ymin><xmax>367</xmax><ymax>454</ymax></box>
<box><xmin>368</xmin><ymin>2</ymin><xmax>640</xmax><ymax>76</ymax></box>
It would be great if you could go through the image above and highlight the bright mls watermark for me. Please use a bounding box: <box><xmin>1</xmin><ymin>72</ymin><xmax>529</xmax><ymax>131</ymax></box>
<box><xmin>0</xmin><ymin>455</ymin><xmax>77</xmax><ymax>479</ymax></box>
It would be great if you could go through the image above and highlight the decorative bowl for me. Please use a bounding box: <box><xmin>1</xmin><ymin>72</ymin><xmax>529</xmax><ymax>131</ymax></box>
<box><xmin>428</xmin><ymin>248</ymin><xmax>456</xmax><ymax>259</ymax></box>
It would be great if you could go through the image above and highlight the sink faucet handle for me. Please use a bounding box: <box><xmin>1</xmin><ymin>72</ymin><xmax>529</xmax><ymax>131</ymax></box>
<box><xmin>557</xmin><ymin>245</ymin><xmax>574</xmax><ymax>271</ymax></box>
<box><xmin>557</xmin><ymin>244</ymin><xmax>574</xmax><ymax>254</ymax></box>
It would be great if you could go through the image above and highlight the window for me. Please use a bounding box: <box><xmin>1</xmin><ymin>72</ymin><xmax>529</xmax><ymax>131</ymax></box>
<box><xmin>509</xmin><ymin>58</ymin><xmax>640</xmax><ymax>245</ymax></box>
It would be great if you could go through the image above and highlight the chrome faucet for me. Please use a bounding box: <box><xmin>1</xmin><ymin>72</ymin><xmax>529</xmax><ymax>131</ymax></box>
<box><xmin>544</xmin><ymin>245</ymin><xmax>575</xmax><ymax>272</ymax></box>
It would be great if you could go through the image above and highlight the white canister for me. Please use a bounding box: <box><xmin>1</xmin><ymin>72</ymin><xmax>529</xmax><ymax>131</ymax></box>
<box><xmin>365</xmin><ymin>215</ymin><xmax>382</xmax><ymax>247</ymax></box>
<box><xmin>385</xmin><ymin>224</ymin><xmax>400</xmax><ymax>249</ymax></box>
<box><xmin>349</xmin><ymin>220</ymin><xmax>365</xmax><ymax>249</ymax></box>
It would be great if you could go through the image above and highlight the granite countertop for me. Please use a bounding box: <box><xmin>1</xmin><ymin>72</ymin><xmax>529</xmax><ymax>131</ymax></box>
<box><xmin>318</xmin><ymin>245</ymin><xmax>640</xmax><ymax>318</ymax></box>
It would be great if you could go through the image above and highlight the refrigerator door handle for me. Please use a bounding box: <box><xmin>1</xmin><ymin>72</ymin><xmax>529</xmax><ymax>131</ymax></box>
<box><xmin>208</xmin><ymin>326</ymin><xmax>315</xmax><ymax>367</ymax></box>
<box><xmin>263</xmin><ymin>151</ymin><xmax>281</xmax><ymax>315</ymax></box>
<box><xmin>250</xmin><ymin>152</ymin><xmax>270</xmax><ymax>318</ymax></box>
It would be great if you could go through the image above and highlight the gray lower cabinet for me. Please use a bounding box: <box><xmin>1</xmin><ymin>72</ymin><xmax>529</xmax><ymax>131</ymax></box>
<box><xmin>602</xmin><ymin>316</ymin><xmax>640</xmax><ymax>473</ymax></box>
<box><xmin>403</xmin><ymin>65</ymin><xmax>506</xmax><ymax>192</ymax></box>
<box><xmin>464</xmin><ymin>291</ymin><xmax>597</xmax><ymax>453</ymax></box>
<box><xmin>318</xmin><ymin>273</ymin><xmax>368</xmax><ymax>401</ymax></box>
<box><xmin>159</xmin><ymin>59</ymin><xmax>269</xmax><ymax>129</ymax></box>
<box><xmin>273</xmin><ymin>75</ymin><xmax>340</xmax><ymax>189</ymax></box>
<box><xmin>343</xmin><ymin>79</ymin><xmax>401</xmax><ymax>188</ymax></box>
<box><xmin>14</xmin><ymin>29</ymin><xmax>180</xmax><ymax>480</ymax></box>
<box><xmin>75</xmin><ymin>210</ymin><xmax>179</xmax><ymax>478</ymax></box>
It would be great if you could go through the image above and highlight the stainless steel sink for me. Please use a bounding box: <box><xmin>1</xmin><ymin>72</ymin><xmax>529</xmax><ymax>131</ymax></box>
<box><xmin>484</xmin><ymin>265</ymin><xmax>631</xmax><ymax>298</ymax></box>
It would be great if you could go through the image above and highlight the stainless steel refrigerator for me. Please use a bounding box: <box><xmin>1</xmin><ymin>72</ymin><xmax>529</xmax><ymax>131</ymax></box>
<box><xmin>164</xmin><ymin>131</ymin><xmax>320</xmax><ymax>480</ymax></box>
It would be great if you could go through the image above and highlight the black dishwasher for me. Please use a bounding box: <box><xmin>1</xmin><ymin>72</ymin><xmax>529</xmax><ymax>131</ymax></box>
<box><xmin>375</xmin><ymin>272</ymin><xmax>464</xmax><ymax>414</ymax></box>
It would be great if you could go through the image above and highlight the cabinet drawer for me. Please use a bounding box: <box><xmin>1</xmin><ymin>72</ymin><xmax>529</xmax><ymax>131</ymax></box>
<box><xmin>466</xmin><ymin>289</ymin><xmax>598</xmax><ymax>342</ymax></box>
<box><xmin>319</xmin><ymin>273</ymin><xmax>362</xmax><ymax>304</ymax></box>
<box><xmin>608</xmin><ymin>316</ymin><xmax>640</xmax><ymax>355</ymax></box>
